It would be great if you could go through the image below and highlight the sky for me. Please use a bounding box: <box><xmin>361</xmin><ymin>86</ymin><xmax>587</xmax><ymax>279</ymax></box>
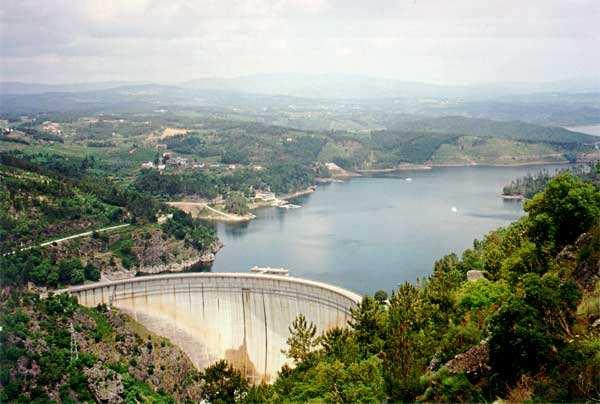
<box><xmin>1</xmin><ymin>0</ymin><xmax>599</xmax><ymax>85</ymax></box>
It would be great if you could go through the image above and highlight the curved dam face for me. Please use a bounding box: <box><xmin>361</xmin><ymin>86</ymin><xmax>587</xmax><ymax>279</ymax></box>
<box><xmin>67</xmin><ymin>273</ymin><xmax>361</xmax><ymax>383</ymax></box>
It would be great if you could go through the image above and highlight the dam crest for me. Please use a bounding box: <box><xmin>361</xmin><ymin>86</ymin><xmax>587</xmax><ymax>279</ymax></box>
<box><xmin>67</xmin><ymin>272</ymin><xmax>361</xmax><ymax>382</ymax></box>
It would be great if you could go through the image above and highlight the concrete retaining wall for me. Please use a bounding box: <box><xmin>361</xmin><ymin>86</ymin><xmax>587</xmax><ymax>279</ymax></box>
<box><xmin>67</xmin><ymin>273</ymin><xmax>361</xmax><ymax>383</ymax></box>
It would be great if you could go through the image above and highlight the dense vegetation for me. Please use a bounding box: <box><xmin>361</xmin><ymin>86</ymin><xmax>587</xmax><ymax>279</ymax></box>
<box><xmin>0</xmin><ymin>162</ymin><xmax>123</xmax><ymax>253</ymax></box>
<box><xmin>1</xmin><ymin>152</ymin><xmax>160</xmax><ymax>243</ymax></box>
<box><xmin>1</xmin><ymin>100</ymin><xmax>599</xmax><ymax>402</ymax></box>
<box><xmin>0</xmin><ymin>250</ymin><xmax>100</xmax><ymax>288</ymax></box>
<box><xmin>0</xmin><ymin>151</ymin><xmax>218</xmax><ymax>287</ymax></box>
<box><xmin>502</xmin><ymin>162</ymin><xmax>600</xmax><ymax>198</ymax></box>
<box><xmin>4</xmin><ymin>106</ymin><xmax>596</xmax><ymax>177</ymax></box>
<box><xmin>134</xmin><ymin>161</ymin><xmax>315</xmax><ymax>198</ymax></box>
<box><xmin>0</xmin><ymin>291</ymin><xmax>238</xmax><ymax>402</ymax></box>
<box><xmin>162</xmin><ymin>209</ymin><xmax>217</xmax><ymax>251</ymax></box>
<box><xmin>224</xmin><ymin>192</ymin><xmax>250</xmax><ymax>215</ymax></box>
<box><xmin>207</xmin><ymin>172</ymin><xmax>599</xmax><ymax>402</ymax></box>
<box><xmin>391</xmin><ymin>116</ymin><xmax>595</xmax><ymax>145</ymax></box>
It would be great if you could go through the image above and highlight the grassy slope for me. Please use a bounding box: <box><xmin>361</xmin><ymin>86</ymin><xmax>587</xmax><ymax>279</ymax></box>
<box><xmin>430</xmin><ymin>136</ymin><xmax>564</xmax><ymax>165</ymax></box>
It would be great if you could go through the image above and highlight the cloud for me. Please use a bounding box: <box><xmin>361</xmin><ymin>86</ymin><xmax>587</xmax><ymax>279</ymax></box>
<box><xmin>335</xmin><ymin>47</ymin><xmax>353</xmax><ymax>56</ymax></box>
<box><xmin>0</xmin><ymin>0</ymin><xmax>599</xmax><ymax>84</ymax></box>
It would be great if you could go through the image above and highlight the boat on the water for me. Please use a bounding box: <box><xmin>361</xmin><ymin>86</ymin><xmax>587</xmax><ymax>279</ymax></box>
<box><xmin>250</xmin><ymin>266</ymin><xmax>290</xmax><ymax>276</ymax></box>
<box><xmin>278</xmin><ymin>203</ymin><xmax>301</xmax><ymax>209</ymax></box>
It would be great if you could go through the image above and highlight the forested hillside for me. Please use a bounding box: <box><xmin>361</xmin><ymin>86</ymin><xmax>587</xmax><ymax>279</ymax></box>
<box><xmin>0</xmin><ymin>152</ymin><xmax>218</xmax><ymax>288</ymax></box>
<box><xmin>2</xmin><ymin>96</ymin><xmax>597</xmax><ymax>175</ymax></box>
<box><xmin>234</xmin><ymin>173</ymin><xmax>600</xmax><ymax>402</ymax></box>
<box><xmin>390</xmin><ymin>116</ymin><xmax>596</xmax><ymax>144</ymax></box>
<box><xmin>502</xmin><ymin>162</ymin><xmax>600</xmax><ymax>198</ymax></box>
<box><xmin>2</xmin><ymin>170</ymin><xmax>598</xmax><ymax>402</ymax></box>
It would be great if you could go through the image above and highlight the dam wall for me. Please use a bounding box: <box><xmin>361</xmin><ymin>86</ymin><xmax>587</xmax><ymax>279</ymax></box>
<box><xmin>67</xmin><ymin>273</ymin><xmax>361</xmax><ymax>382</ymax></box>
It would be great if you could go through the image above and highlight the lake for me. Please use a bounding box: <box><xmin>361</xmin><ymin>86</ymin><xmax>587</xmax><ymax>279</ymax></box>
<box><xmin>566</xmin><ymin>124</ymin><xmax>600</xmax><ymax>136</ymax></box>
<box><xmin>209</xmin><ymin>164</ymin><xmax>569</xmax><ymax>294</ymax></box>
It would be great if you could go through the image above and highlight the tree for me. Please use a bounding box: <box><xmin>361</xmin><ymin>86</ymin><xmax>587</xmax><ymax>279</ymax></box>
<box><xmin>58</xmin><ymin>258</ymin><xmax>84</xmax><ymax>284</ymax></box>
<box><xmin>201</xmin><ymin>360</ymin><xmax>248</xmax><ymax>403</ymax></box>
<box><xmin>283</xmin><ymin>314</ymin><xmax>317</xmax><ymax>364</ymax></box>
<box><xmin>84</xmin><ymin>263</ymin><xmax>101</xmax><ymax>282</ymax></box>
<box><xmin>70</xmin><ymin>266</ymin><xmax>85</xmax><ymax>285</ymax></box>
<box><xmin>224</xmin><ymin>192</ymin><xmax>250</xmax><ymax>215</ymax></box>
<box><xmin>487</xmin><ymin>272</ymin><xmax>580</xmax><ymax>388</ymax></box>
<box><xmin>319</xmin><ymin>327</ymin><xmax>358</xmax><ymax>361</ymax></box>
<box><xmin>525</xmin><ymin>173</ymin><xmax>600</xmax><ymax>250</ymax></box>
<box><xmin>305</xmin><ymin>357</ymin><xmax>386</xmax><ymax>403</ymax></box>
<box><xmin>488</xmin><ymin>297</ymin><xmax>552</xmax><ymax>386</ymax></box>
<box><xmin>29</xmin><ymin>260</ymin><xmax>54</xmax><ymax>285</ymax></box>
<box><xmin>373</xmin><ymin>290</ymin><xmax>388</xmax><ymax>304</ymax></box>
<box><xmin>349</xmin><ymin>296</ymin><xmax>387</xmax><ymax>356</ymax></box>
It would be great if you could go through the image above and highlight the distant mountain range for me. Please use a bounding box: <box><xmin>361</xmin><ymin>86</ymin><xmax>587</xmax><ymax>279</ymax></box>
<box><xmin>3</xmin><ymin>74</ymin><xmax>599</xmax><ymax>99</ymax></box>
<box><xmin>0</xmin><ymin>81</ymin><xmax>154</xmax><ymax>95</ymax></box>
<box><xmin>1</xmin><ymin>75</ymin><xmax>599</xmax><ymax>127</ymax></box>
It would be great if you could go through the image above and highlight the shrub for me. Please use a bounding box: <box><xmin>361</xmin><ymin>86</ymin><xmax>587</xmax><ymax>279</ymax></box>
<box><xmin>84</xmin><ymin>263</ymin><xmax>101</xmax><ymax>282</ymax></box>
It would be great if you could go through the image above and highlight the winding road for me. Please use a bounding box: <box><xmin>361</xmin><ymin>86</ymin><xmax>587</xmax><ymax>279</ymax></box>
<box><xmin>3</xmin><ymin>223</ymin><xmax>131</xmax><ymax>256</ymax></box>
<box><xmin>39</xmin><ymin>223</ymin><xmax>131</xmax><ymax>246</ymax></box>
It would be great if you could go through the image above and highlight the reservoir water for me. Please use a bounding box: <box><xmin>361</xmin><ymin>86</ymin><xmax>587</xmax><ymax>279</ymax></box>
<box><xmin>210</xmin><ymin>165</ymin><xmax>569</xmax><ymax>294</ymax></box>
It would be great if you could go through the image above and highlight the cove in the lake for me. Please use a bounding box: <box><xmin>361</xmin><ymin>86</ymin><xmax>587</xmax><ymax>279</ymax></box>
<box><xmin>208</xmin><ymin>164</ymin><xmax>569</xmax><ymax>294</ymax></box>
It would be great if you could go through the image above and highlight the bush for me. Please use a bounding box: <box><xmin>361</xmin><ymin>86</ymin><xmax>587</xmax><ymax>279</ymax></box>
<box><xmin>456</xmin><ymin>279</ymin><xmax>509</xmax><ymax>311</ymax></box>
<box><xmin>84</xmin><ymin>263</ymin><xmax>101</xmax><ymax>282</ymax></box>
<box><xmin>58</xmin><ymin>258</ymin><xmax>85</xmax><ymax>285</ymax></box>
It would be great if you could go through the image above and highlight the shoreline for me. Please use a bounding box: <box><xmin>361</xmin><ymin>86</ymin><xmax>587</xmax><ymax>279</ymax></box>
<box><xmin>248</xmin><ymin>186</ymin><xmax>317</xmax><ymax>210</ymax></box>
<box><xmin>173</xmin><ymin>158</ymin><xmax>578</xmax><ymax>223</ymax></box>
<box><xmin>279</xmin><ymin>186</ymin><xmax>317</xmax><ymax>201</ymax></box>
<box><xmin>429</xmin><ymin>160</ymin><xmax>570</xmax><ymax>168</ymax></box>
<box><xmin>356</xmin><ymin>160</ymin><xmax>575</xmax><ymax>174</ymax></box>
<box><xmin>353</xmin><ymin>160</ymin><xmax>577</xmax><ymax>175</ymax></box>
<box><xmin>198</xmin><ymin>204</ymin><xmax>256</xmax><ymax>222</ymax></box>
<box><xmin>166</xmin><ymin>201</ymin><xmax>256</xmax><ymax>223</ymax></box>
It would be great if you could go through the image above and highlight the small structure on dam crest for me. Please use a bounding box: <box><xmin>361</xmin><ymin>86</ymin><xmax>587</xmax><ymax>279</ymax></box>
<box><xmin>66</xmin><ymin>273</ymin><xmax>362</xmax><ymax>383</ymax></box>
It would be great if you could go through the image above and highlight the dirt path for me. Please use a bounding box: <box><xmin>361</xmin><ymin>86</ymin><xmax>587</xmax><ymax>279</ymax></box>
<box><xmin>166</xmin><ymin>201</ymin><xmax>254</xmax><ymax>221</ymax></box>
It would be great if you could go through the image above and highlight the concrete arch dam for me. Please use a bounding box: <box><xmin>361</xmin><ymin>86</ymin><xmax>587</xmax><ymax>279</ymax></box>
<box><xmin>67</xmin><ymin>273</ymin><xmax>362</xmax><ymax>382</ymax></box>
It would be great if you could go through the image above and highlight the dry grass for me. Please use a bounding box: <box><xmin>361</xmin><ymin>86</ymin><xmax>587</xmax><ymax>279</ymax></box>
<box><xmin>578</xmin><ymin>281</ymin><xmax>600</xmax><ymax>319</ymax></box>
<box><xmin>506</xmin><ymin>374</ymin><xmax>534</xmax><ymax>403</ymax></box>
<box><xmin>161</xmin><ymin>127</ymin><xmax>188</xmax><ymax>139</ymax></box>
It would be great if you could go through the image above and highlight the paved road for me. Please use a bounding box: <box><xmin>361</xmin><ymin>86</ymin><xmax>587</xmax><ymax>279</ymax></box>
<box><xmin>39</xmin><ymin>223</ymin><xmax>131</xmax><ymax>246</ymax></box>
<box><xmin>3</xmin><ymin>223</ymin><xmax>131</xmax><ymax>256</ymax></box>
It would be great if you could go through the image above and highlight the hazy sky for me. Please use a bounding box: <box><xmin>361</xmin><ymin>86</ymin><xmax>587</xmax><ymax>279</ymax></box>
<box><xmin>1</xmin><ymin>0</ymin><xmax>599</xmax><ymax>84</ymax></box>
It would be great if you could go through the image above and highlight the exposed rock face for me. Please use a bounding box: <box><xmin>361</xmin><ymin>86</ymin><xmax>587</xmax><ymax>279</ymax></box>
<box><xmin>135</xmin><ymin>255</ymin><xmax>205</xmax><ymax>275</ymax></box>
<box><xmin>199</xmin><ymin>252</ymin><xmax>215</xmax><ymax>263</ymax></box>
<box><xmin>136</xmin><ymin>238</ymin><xmax>223</xmax><ymax>274</ymax></box>
<box><xmin>84</xmin><ymin>364</ymin><xmax>124</xmax><ymax>403</ymax></box>
<box><xmin>198</xmin><ymin>240</ymin><xmax>224</xmax><ymax>264</ymax></box>
<box><xmin>324</xmin><ymin>161</ymin><xmax>360</xmax><ymax>178</ymax></box>
<box><xmin>558</xmin><ymin>230</ymin><xmax>600</xmax><ymax>290</ymax></box>
<box><xmin>445</xmin><ymin>341</ymin><xmax>491</xmax><ymax>380</ymax></box>
<box><xmin>45</xmin><ymin>227</ymin><xmax>223</xmax><ymax>279</ymax></box>
<box><xmin>467</xmin><ymin>270</ymin><xmax>485</xmax><ymax>281</ymax></box>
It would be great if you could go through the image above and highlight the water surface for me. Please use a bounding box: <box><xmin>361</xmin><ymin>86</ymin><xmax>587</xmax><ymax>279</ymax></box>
<box><xmin>565</xmin><ymin>124</ymin><xmax>600</xmax><ymax>136</ymax></box>
<box><xmin>211</xmin><ymin>165</ymin><xmax>568</xmax><ymax>294</ymax></box>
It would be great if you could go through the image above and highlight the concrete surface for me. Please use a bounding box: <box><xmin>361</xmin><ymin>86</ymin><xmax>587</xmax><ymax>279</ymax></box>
<box><xmin>67</xmin><ymin>272</ymin><xmax>361</xmax><ymax>383</ymax></box>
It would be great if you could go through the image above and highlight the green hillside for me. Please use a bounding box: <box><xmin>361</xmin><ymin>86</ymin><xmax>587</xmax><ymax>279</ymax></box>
<box><xmin>391</xmin><ymin>116</ymin><xmax>596</xmax><ymax>144</ymax></box>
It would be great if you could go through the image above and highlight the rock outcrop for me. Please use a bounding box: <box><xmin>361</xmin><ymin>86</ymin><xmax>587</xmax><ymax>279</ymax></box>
<box><xmin>45</xmin><ymin>227</ymin><xmax>223</xmax><ymax>279</ymax></box>
<box><xmin>445</xmin><ymin>341</ymin><xmax>491</xmax><ymax>381</ymax></box>
<box><xmin>84</xmin><ymin>364</ymin><xmax>124</xmax><ymax>403</ymax></box>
